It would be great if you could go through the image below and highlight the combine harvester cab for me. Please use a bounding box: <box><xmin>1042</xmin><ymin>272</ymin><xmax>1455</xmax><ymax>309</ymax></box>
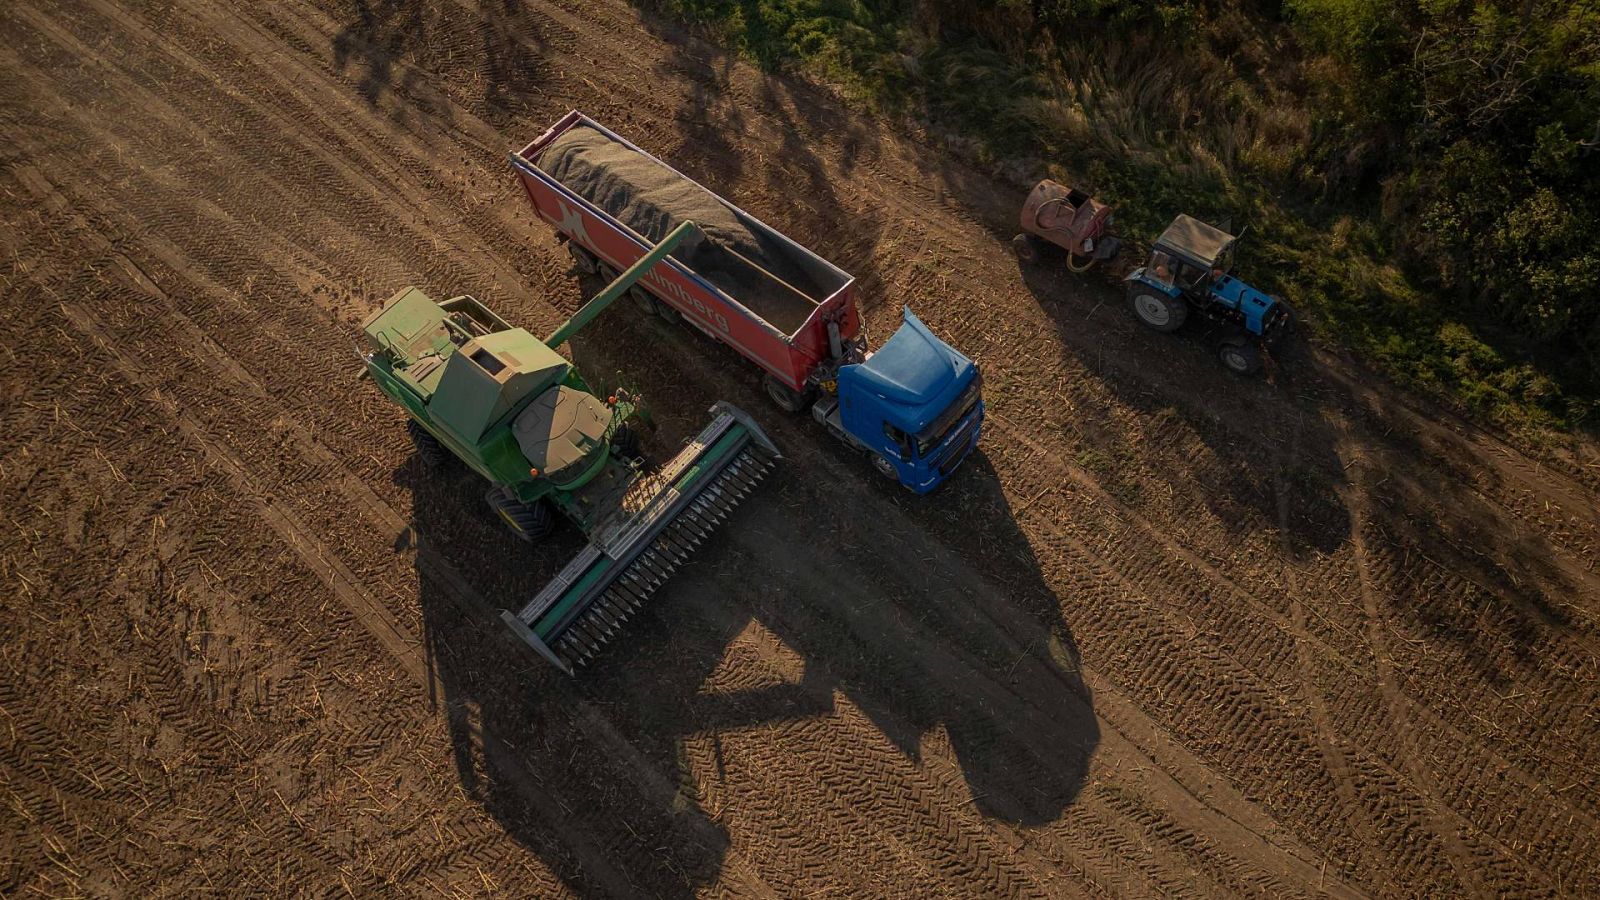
<box><xmin>361</xmin><ymin>224</ymin><xmax>779</xmax><ymax>674</ymax></box>
<box><xmin>510</xmin><ymin>111</ymin><xmax>984</xmax><ymax>493</ymax></box>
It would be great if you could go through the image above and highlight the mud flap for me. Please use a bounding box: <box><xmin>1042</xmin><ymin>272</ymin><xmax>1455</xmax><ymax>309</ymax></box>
<box><xmin>503</xmin><ymin>402</ymin><xmax>779</xmax><ymax>673</ymax></box>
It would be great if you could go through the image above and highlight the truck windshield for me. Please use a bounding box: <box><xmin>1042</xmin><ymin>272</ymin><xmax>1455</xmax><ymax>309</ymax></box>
<box><xmin>915</xmin><ymin>372</ymin><xmax>982</xmax><ymax>457</ymax></box>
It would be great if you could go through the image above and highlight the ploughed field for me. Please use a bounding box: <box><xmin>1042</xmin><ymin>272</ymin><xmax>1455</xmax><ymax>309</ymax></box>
<box><xmin>3</xmin><ymin>0</ymin><xmax>1599</xmax><ymax>896</ymax></box>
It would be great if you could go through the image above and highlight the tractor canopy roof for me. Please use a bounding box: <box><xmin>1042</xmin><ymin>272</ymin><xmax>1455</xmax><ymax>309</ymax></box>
<box><xmin>1155</xmin><ymin>214</ymin><xmax>1234</xmax><ymax>268</ymax></box>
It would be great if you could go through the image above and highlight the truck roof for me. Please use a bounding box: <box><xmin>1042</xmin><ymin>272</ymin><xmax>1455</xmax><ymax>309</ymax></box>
<box><xmin>839</xmin><ymin>309</ymin><xmax>974</xmax><ymax>434</ymax></box>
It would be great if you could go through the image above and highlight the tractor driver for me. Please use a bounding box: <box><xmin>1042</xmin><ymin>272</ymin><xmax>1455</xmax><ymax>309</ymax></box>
<box><xmin>1150</xmin><ymin>250</ymin><xmax>1174</xmax><ymax>285</ymax></box>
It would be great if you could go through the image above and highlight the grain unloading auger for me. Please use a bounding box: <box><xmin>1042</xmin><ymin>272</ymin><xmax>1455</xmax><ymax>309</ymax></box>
<box><xmin>360</xmin><ymin>222</ymin><xmax>779</xmax><ymax>675</ymax></box>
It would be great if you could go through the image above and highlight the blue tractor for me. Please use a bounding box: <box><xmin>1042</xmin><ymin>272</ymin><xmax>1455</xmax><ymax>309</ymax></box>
<box><xmin>1123</xmin><ymin>215</ymin><xmax>1293</xmax><ymax>374</ymax></box>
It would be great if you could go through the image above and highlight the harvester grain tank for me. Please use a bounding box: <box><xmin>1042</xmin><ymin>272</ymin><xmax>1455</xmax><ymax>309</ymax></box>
<box><xmin>361</xmin><ymin>222</ymin><xmax>779</xmax><ymax>674</ymax></box>
<box><xmin>511</xmin><ymin>111</ymin><xmax>984</xmax><ymax>493</ymax></box>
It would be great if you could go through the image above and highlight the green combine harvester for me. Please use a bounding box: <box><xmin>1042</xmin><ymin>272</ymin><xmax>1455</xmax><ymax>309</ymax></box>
<box><xmin>360</xmin><ymin>222</ymin><xmax>779</xmax><ymax>674</ymax></box>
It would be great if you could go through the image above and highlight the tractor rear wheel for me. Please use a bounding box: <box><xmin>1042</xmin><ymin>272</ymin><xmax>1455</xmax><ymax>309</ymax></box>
<box><xmin>486</xmin><ymin>485</ymin><xmax>552</xmax><ymax>543</ymax></box>
<box><xmin>408</xmin><ymin>420</ymin><xmax>450</xmax><ymax>471</ymax></box>
<box><xmin>762</xmin><ymin>373</ymin><xmax>810</xmax><ymax>413</ymax></box>
<box><xmin>1128</xmin><ymin>287</ymin><xmax>1187</xmax><ymax>333</ymax></box>
<box><xmin>1012</xmin><ymin>234</ymin><xmax>1040</xmax><ymax>264</ymax></box>
<box><xmin>1218</xmin><ymin>340</ymin><xmax>1262</xmax><ymax>375</ymax></box>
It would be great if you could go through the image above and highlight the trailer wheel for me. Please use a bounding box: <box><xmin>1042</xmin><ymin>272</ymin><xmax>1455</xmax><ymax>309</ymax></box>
<box><xmin>566</xmin><ymin>242</ymin><xmax>598</xmax><ymax>275</ymax></box>
<box><xmin>655</xmin><ymin>300</ymin><xmax>684</xmax><ymax>325</ymax></box>
<box><xmin>408</xmin><ymin>420</ymin><xmax>451</xmax><ymax>471</ymax></box>
<box><xmin>628</xmin><ymin>285</ymin><xmax>658</xmax><ymax>316</ymax></box>
<box><xmin>1128</xmin><ymin>287</ymin><xmax>1187</xmax><ymax>333</ymax></box>
<box><xmin>486</xmin><ymin>485</ymin><xmax>552</xmax><ymax>543</ymax></box>
<box><xmin>1218</xmin><ymin>340</ymin><xmax>1262</xmax><ymax>376</ymax></box>
<box><xmin>761</xmin><ymin>373</ymin><xmax>810</xmax><ymax>413</ymax></box>
<box><xmin>1011</xmin><ymin>234</ymin><xmax>1039</xmax><ymax>264</ymax></box>
<box><xmin>597</xmin><ymin>261</ymin><xmax>621</xmax><ymax>286</ymax></box>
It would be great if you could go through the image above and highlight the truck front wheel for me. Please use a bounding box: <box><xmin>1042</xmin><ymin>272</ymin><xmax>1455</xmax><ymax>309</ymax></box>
<box><xmin>761</xmin><ymin>373</ymin><xmax>811</xmax><ymax>413</ymax></box>
<box><xmin>1128</xmin><ymin>288</ymin><xmax>1187</xmax><ymax>333</ymax></box>
<box><xmin>869</xmin><ymin>452</ymin><xmax>900</xmax><ymax>483</ymax></box>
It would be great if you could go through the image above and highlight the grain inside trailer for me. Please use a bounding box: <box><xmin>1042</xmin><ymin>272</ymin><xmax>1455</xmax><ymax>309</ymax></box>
<box><xmin>539</xmin><ymin>124</ymin><xmax>848</xmax><ymax>335</ymax></box>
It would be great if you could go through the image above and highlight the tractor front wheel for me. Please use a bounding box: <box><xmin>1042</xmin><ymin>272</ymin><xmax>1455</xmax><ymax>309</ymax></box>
<box><xmin>1012</xmin><ymin>234</ymin><xmax>1040</xmax><ymax>264</ymax></box>
<box><xmin>1218</xmin><ymin>340</ymin><xmax>1262</xmax><ymax>375</ymax></box>
<box><xmin>762</xmin><ymin>373</ymin><xmax>811</xmax><ymax>413</ymax></box>
<box><xmin>1128</xmin><ymin>288</ymin><xmax>1187</xmax><ymax>333</ymax></box>
<box><xmin>486</xmin><ymin>486</ymin><xmax>552</xmax><ymax>543</ymax></box>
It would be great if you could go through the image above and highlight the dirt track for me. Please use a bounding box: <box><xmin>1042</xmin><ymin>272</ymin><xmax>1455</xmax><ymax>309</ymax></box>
<box><xmin>3</xmin><ymin>0</ymin><xmax>1599</xmax><ymax>896</ymax></box>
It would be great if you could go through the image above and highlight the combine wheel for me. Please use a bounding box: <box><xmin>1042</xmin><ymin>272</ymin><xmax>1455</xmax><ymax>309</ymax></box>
<box><xmin>761</xmin><ymin>373</ymin><xmax>810</xmax><ymax>413</ymax></box>
<box><xmin>408</xmin><ymin>420</ymin><xmax>450</xmax><ymax>471</ymax></box>
<box><xmin>1011</xmin><ymin>234</ymin><xmax>1040</xmax><ymax>264</ymax></box>
<box><xmin>1128</xmin><ymin>287</ymin><xmax>1187</xmax><ymax>333</ymax></box>
<box><xmin>1218</xmin><ymin>340</ymin><xmax>1262</xmax><ymax>375</ymax></box>
<box><xmin>611</xmin><ymin>423</ymin><xmax>643</xmax><ymax>463</ymax></box>
<box><xmin>486</xmin><ymin>485</ymin><xmax>552</xmax><ymax>543</ymax></box>
<box><xmin>566</xmin><ymin>242</ymin><xmax>598</xmax><ymax>275</ymax></box>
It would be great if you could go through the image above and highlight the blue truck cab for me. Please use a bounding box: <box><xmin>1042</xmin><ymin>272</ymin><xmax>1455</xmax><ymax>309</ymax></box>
<box><xmin>1123</xmin><ymin>214</ymin><xmax>1293</xmax><ymax>375</ymax></box>
<box><xmin>812</xmin><ymin>309</ymin><xmax>983</xmax><ymax>492</ymax></box>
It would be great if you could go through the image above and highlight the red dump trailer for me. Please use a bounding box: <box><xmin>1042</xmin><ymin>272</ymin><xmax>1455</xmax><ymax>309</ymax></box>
<box><xmin>510</xmin><ymin>111</ymin><xmax>984</xmax><ymax>493</ymax></box>
<box><xmin>512</xmin><ymin>111</ymin><xmax>860</xmax><ymax>399</ymax></box>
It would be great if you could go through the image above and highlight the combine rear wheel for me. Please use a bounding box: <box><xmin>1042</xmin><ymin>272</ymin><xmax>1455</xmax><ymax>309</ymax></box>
<box><xmin>486</xmin><ymin>486</ymin><xmax>552</xmax><ymax>543</ymax></box>
<box><xmin>408</xmin><ymin>420</ymin><xmax>450</xmax><ymax>471</ymax></box>
<box><xmin>1128</xmin><ymin>287</ymin><xmax>1187</xmax><ymax>333</ymax></box>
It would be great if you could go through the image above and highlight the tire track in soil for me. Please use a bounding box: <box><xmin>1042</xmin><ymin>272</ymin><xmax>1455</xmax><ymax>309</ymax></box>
<box><xmin>12</xmin><ymin>0</ymin><xmax>1600</xmax><ymax>890</ymax></box>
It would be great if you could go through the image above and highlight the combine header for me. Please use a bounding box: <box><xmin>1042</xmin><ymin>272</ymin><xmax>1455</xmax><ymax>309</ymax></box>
<box><xmin>361</xmin><ymin>223</ymin><xmax>778</xmax><ymax>674</ymax></box>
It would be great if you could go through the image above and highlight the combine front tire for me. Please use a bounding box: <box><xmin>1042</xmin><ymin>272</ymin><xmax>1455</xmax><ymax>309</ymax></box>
<box><xmin>1218</xmin><ymin>340</ymin><xmax>1262</xmax><ymax>375</ymax></box>
<box><xmin>1012</xmin><ymin>234</ymin><xmax>1040</xmax><ymax>264</ymax></box>
<box><xmin>611</xmin><ymin>423</ymin><xmax>643</xmax><ymax>463</ymax></box>
<box><xmin>1128</xmin><ymin>288</ymin><xmax>1187</xmax><ymax>333</ymax></box>
<box><xmin>486</xmin><ymin>486</ymin><xmax>552</xmax><ymax>543</ymax></box>
<box><xmin>408</xmin><ymin>420</ymin><xmax>450</xmax><ymax>471</ymax></box>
